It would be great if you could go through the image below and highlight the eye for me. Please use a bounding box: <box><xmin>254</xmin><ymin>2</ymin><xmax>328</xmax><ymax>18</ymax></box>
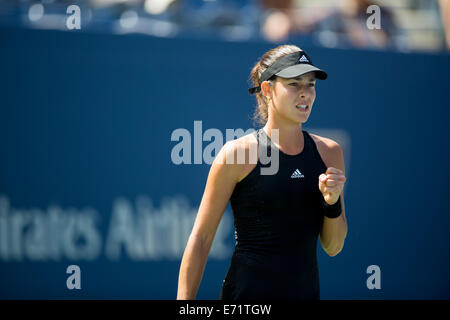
<box><xmin>289</xmin><ymin>83</ymin><xmax>298</xmax><ymax>87</ymax></box>
<box><xmin>308</xmin><ymin>83</ymin><xmax>315</xmax><ymax>87</ymax></box>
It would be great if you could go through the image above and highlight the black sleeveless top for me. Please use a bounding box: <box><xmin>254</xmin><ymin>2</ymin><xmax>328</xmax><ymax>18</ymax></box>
<box><xmin>220</xmin><ymin>128</ymin><xmax>328</xmax><ymax>300</ymax></box>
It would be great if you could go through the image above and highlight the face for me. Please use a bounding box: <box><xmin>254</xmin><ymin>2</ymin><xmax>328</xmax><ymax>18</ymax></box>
<box><xmin>263</xmin><ymin>72</ymin><xmax>316</xmax><ymax>124</ymax></box>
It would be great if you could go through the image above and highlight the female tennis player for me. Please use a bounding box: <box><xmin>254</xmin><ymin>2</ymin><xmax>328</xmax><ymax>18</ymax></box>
<box><xmin>177</xmin><ymin>44</ymin><xmax>347</xmax><ymax>300</ymax></box>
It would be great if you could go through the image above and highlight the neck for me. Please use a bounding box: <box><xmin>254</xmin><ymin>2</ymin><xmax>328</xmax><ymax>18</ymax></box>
<box><xmin>263</xmin><ymin>117</ymin><xmax>304</xmax><ymax>153</ymax></box>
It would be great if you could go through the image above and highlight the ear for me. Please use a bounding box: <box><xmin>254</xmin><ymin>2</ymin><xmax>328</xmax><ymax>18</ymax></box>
<box><xmin>260</xmin><ymin>81</ymin><xmax>273</xmax><ymax>99</ymax></box>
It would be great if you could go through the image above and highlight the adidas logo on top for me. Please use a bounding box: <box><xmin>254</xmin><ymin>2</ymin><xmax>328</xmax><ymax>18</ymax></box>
<box><xmin>291</xmin><ymin>169</ymin><xmax>304</xmax><ymax>178</ymax></box>
<box><xmin>299</xmin><ymin>55</ymin><xmax>309</xmax><ymax>63</ymax></box>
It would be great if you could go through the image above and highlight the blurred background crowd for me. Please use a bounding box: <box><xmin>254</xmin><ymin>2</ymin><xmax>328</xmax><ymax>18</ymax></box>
<box><xmin>0</xmin><ymin>0</ymin><xmax>449</xmax><ymax>51</ymax></box>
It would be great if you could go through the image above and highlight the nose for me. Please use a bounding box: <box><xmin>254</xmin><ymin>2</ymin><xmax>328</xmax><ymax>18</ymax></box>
<box><xmin>299</xmin><ymin>91</ymin><xmax>306</xmax><ymax>98</ymax></box>
<box><xmin>298</xmin><ymin>84</ymin><xmax>307</xmax><ymax>98</ymax></box>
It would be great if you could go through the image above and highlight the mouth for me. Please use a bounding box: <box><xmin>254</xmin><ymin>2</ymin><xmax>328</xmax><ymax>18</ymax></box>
<box><xmin>296</xmin><ymin>104</ymin><xmax>309</xmax><ymax>112</ymax></box>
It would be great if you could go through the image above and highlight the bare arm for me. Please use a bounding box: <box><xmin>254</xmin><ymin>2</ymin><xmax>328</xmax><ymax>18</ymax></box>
<box><xmin>177</xmin><ymin>141</ymin><xmax>241</xmax><ymax>299</ymax></box>
<box><xmin>318</xmin><ymin>141</ymin><xmax>348</xmax><ymax>257</ymax></box>
<box><xmin>320</xmin><ymin>192</ymin><xmax>347</xmax><ymax>256</ymax></box>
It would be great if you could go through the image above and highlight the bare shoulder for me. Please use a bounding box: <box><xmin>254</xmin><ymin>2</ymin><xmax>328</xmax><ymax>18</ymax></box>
<box><xmin>216</xmin><ymin>131</ymin><xmax>258</xmax><ymax>182</ymax></box>
<box><xmin>218</xmin><ymin>131</ymin><xmax>257</xmax><ymax>158</ymax></box>
<box><xmin>309</xmin><ymin>133</ymin><xmax>344</xmax><ymax>171</ymax></box>
<box><xmin>229</xmin><ymin>130</ymin><xmax>258</xmax><ymax>152</ymax></box>
<box><xmin>309</xmin><ymin>133</ymin><xmax>340</xmax><ymax>151</ymax></box>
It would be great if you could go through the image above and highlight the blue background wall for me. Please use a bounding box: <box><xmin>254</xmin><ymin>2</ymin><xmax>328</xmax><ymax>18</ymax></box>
<box><xmin>0</xmin><ymin>27</ymin><xmax>449</xmax><ymax>299</ymax></box>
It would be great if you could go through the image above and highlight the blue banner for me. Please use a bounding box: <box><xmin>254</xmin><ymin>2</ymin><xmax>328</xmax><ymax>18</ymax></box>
<box><xmin>1</xmin><ymin>27</ymin><xmax>449</xmax><ymax>299</ymax></box>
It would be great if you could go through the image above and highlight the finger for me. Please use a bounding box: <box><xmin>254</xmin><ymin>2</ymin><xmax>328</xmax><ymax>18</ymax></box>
<box><xmin>322</xmin><ymin>185</ymin><xmax>336</xmax><ymax>193</ymax></box>
<box><xmin>325</xmin><ymin>175</ymin><xmax>346</xmax><ymax>184</ymax></box>
<box><xmin>326</xmin><ymin>167</ymin><xmax>343</xmax><ymax>175</ymax></box>
<box><xmin>324</xmin><ymin>179</ymin><xmax>340</xmax><ymax>187</ymax></box>
<box><xmin>318</xmin><ymin>175</ymin><xmax>328</xmax><ymax>192</ymax></box>
<box><xmin>326</xmin><ymin>168</ymin><xmax>344</xmax><ymax>176</ymax></box>
<box><xmin>323</xmin><ymin>186</ymin><xmax>342</xmax><ymax>194</ymax></box>
<box><xmin>324</xmin><ymin>173</ymin><xmax>344</xmax><ymax>180</ymax></box>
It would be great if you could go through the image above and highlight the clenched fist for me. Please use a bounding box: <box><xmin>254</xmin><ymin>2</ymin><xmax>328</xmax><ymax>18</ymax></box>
<box><xmin>319</xmin><ymin>167</ymin><xmax>346</xmax><ymax>205</ymax></box>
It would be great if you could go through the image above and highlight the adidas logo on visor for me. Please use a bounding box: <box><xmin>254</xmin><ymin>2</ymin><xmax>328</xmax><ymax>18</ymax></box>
<box><xmin>299</xmin><ymin>55</ymin><xmax>309</xmax><ymax>63</ymax></box>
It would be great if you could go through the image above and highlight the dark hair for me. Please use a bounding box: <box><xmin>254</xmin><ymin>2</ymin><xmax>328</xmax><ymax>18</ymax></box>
<box><xmin>249</xmin><ymin>44</ymin><xmax>302</xmax><ymax>127</ymax></box>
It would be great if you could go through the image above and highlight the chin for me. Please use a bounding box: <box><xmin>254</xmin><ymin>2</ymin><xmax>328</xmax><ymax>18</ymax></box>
<box><xmin>292</xmin><ymin>118</ymin><xmax>307</xmax><ymax>125</ymax></box>
<box><xmin>297</xmin><ymin>115</ymin><xmax>310</xmax><ymax>123</ymax></box>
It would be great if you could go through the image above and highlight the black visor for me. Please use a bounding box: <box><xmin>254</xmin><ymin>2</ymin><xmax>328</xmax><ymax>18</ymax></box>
<box><xmin>248</xmin><ymin>51</ymin><xmax>327</xmax><ymax>94</ymax></box>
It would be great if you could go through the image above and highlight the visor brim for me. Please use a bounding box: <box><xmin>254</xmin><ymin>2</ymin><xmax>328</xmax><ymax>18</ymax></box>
<box><xmin>275</xmin><ymin>64</ymin><xmax>327</xmax><ymax>80</ymax></box>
